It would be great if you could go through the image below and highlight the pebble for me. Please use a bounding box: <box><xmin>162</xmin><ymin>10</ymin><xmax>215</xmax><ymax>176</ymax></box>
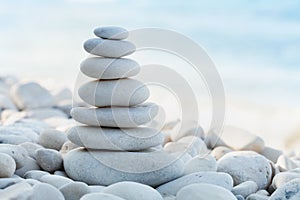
<box><xmin>0</xmin><ymin>134</ymin><xmax>31</xmax><ymax>145</ymax></box>
<box><xmin>246</xmin><ymin>193</ymin><xmax>269</xmax><ymax>200</ymax></box>
<box><xmin>0</xmin><ymin>126</ymin><xmax>38</xmax><ymax>142</ymax></box>
<box><xmin>0</xmin><ymin>181</ymin><xmax>33</xmax><ymax>200</ymax></box>
<box><xmin>269</xmin><ymin>178</ymin><xmax>300</xmax><ymax>199</ymax></box>
<box><xmin>81</xmin><ymin>193</ymin><xmax>125</xmax><ymax>200</ymax></box>
<box><xmin>94</xmin><ymin>26</ymin><xmax>129</xmax><ymax>40</ymax></box>
<box><xmin>15</xmin><ymin>157</ymin><xmax>40</xmax><ymax>177</ymax></box>
<box><xmin>220</xmin><ymin>126</ymin><xmax>265</xmax><ymax>152</ymax></box>
<box><xmin>276</xmin><ymin>155</ymin><xmax>298</xmax><ymax>171</ymax></box>
<box><xmin>10</xmin><ymin>82</ymin><xmax>55</xmax><ymax>109</ymax></box>
<box><xmin>67</xmin><ymin>126</ymin><xmax>164</xmax><ymax>151</ymax></box>
<box><xmin>40</xmin><ymin>174</ymin><xmax>73</xmax><ymax>188</ymax></box>
<box><xmin>183</xmin><ymin>154</ymin><xmax>217</xmax><ymax>175</ymax></box>
<box><xmin>0</xmin><ymin>144</ymin><xmax>28</xmax><ymax>168</ymax></box>
<box><xmin>71</xmin><ymin>103</ymin><xmax>158</xmax><ymax>127</ymax></box>
<box><xmin>260</xmin><ymin>146</ymin><xmax>283</xmax><ymax>163</ymax></box>
<box><xmin>103</xmin><ymin>181</ymin><xmax>163</xmax><ymax>200</ymax></box>
<box><xmin>232</xmin><ymin>181</ymin><xmax>259</xmax><ymax>198</ymax></box>
<box><xmin>19</xmin><ymin>142</ymin><xmax>44</xmax><ymax>159</ymax></box>
<box><xmin>84</xmin><ymin>38</ymin><xmax>135</xmax><ymax>58</ymax></box>
<box><xmin>59</xmin><ymin>181</ymin><xmax>90</xmax><ymax>200</ymax></box>
<box><xmin>30</xmin><ymin>183</ymin><xmax>65</xmax><ymax>200</ymax></box>
<box><xmin>0</xmin><ymin>94</ymin><xmax>17</xmax><ymax>111</ymax></box>
<box><xmin>24</xmin><ymin>170</ymin><xmax>50</xmax><ymax>180</ymax></box>
<box><xmin>80</xmin><ymin>57</ymin><xmax>140</xmax><ymax>79</ymax></box>
<box><xmin>211</xmin><ymin>146</ymin><xmax>233</xmax><ymax>160</ymax></box>
<box><xmin>272</xmin><ymin>171</ymin><xmax>300</xmax><ymax>189</ymax></box>
<box><xmin>36</xmin><ymin>149</ymin><xmax>63</xmax><ymax>172</ymax></box>
<box><xmin>0</xmin><ymin>177</ymin><xmax>22</xmax><ymax>189</ymax></box>
<box><xmin>217</xmin><ymin>151</ymin><xmax>272</xmax><ymax>189</ymax></box>
<box><xmin>176</xmin><ymin>183</ymin><xmax>237</xmax><ymax>200</ymax></box>
<box><xmin>0</xmin><ymin>153</ymin><xmax>16</xmax><ymax>178</ymax></box>
<box><xmin>156</xmin><ymin>172</ymin><xmax>233</xmax><ymax>196</ymax></box>
<box><xmin>38</xmin><ymin>129</ymin><xmax>68</xmax><ymax>150</ymax></box>
<box><xmin>78</xmin><ymin>79</ymin><xmax>149</xmax><ymax>107</ymax></box>
<box><xmin>64</xmin><ymin>148</ymin><xmax>184</xmax><ymax>186</ymax></box>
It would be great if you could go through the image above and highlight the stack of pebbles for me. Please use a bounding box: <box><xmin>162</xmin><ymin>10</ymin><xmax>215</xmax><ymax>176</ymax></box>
<box><xmin>64</xmin><ymin>26</ymin><xmax>184</xmax><ymax>186</ymax></box>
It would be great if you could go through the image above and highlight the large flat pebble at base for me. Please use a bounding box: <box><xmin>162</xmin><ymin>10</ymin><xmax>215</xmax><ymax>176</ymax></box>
<box><xmin>64</xmin><ymin>148</ymin><xmax>184</xmax><ymax>186</ymax></box>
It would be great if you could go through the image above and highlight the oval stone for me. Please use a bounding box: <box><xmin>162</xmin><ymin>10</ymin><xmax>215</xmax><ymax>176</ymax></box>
<box><xmin>103</xmin><ymin>181</ymin><xmax>163</xmax><ymax>200</ymax></box>
<box><xmin>67</xmin><ymin>126</ymin><xmax>164</xmax><ymax>151</ymax></box>
<box><xmin>78</xmin><ymin>79</ymin><xmax>149</xmax><ymax>107</ymax></box>
<box><xmin>0</xmin><ymin>153</ymin><xmax>16</xmax><ymax>178</ymax></box>
<box><xmin>176</xmin><ymin>183</ymin><xmax>236</xmax><ymax>200</ymax></box>
<box><xmin>64</xmin><ymin>148</ymin><xmax>184</xmax><ymax>186</ymax></box>
<box><xmin>71</xmin><ymin>103</ymin><xmax>158</xmax><ymax>128</ymax></box>
<box><xmin>80</xmin><ymin>57</ymin><xmax>140</xmax><ymax>79</ymax></box>
<box><xmin>94</xmin><ymin>26</ymin><xmax>129</xmax><ymax>40</ymax></box>
<box><xmin>83</xmin><ymin>38</ymin><xmax>135</xmax><ymax>58</ymax></box>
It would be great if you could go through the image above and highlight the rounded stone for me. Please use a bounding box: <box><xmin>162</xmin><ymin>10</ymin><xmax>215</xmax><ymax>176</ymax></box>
<box><xmin>64</xmin><ymin>148</ymin><xmax>184</xmax><ymax>186</ymax></box>
<box><xmin>83</xmin><ymin>38</ymin><xmax>135</xmax><ymax>58</ymax></box>
<box><xmin>0</xmin><ymin>153</ymin><xmax>16</xmax><ymax>178</ymax></box>
<box><xmin>10</xmin><ymin>82</ymin><xmax>55</xmax><ymax>110</ymax></box>
<box><xmin>38</xmin><ymin>129</ymin><xmax>68</xmax><ymax>151</ymax></box>
<box><xmin>67</xmin><ymin>126</ymin><xmax>164</xmax><ymax>151</ymax></box>
<box><xmin>183</xmin><ymin>154</ymin><xmax>217</xmax><ymax>175</ymax></box>
<box><xmin>59</xmin><ymin>182</ymin><xmax>90</xmax><ymax>200</ymax></box>
<box><xmin>217</xmin><ymin>151</ymin><xmax>272</xmax><ymax>189</ymax></box>
<box><xmin>80</xmin><ymin>57</ymin><xmax>140</xmax><ymax>79</ymax></box>
<box><xmin>71</xmin><ymin>103</ymin><xmax>158</xmax><ymax>128</ymax></box>
<box><xmin>94</xmin><ymin>26</ymin><xmax>129</xmax><ymax>40</ymax></box>
<box><xmin>176</xmin><ymin>183</ymin><xmax>237</xmax><ymax>200</ymax></box>
<box><xmin>30</xmin><ymin>183</ymin><xmax>65</xmax><ymax>200</ymax></box>
<box><xmin>156</xmin><ymin>172</ymin><xmax>233</xmax><ymax>196</ymax></box>
<box><xmin>270</xmin><ymin>178</ymin><xmax>300</xmax><ymax>200</ymax></box>
<box><xmin>36</xmin><ymin>149</ymin><xmax>63</xmax><ymax>172</ymax></box>
<box><xmin>232</xmin><ymin>181</ymin><xmax>258</xmax><ymax>198</ymax></box>
<box><xmin>103</xmin><ymin>181</ymin><xmax>163</xmax><ymax>200</ymax></box>
<box><xmin>0</xmin><ymin>144</ymin><xmax>28</xmax><ymax>169</ymax></box>
<box><xmin>24</xmin><ymin>170</ymin><xmax>50</xmax><ymax>180</ymax></box>
<box><xmin>78</xmin><ymin>79</ymin><xmax>149</xmax><ymax>107</ymax></box>
<box><xmin>40</xmin><ymin>174</ymin><xmax>73</xmax><ymax>188</ymax></box>
<box><xmin>15</xmin><ymin>157</ymin><xmax>40</xmax><ymax>177</ymax></box>
<box><xmin>272</xmin><ymin>172</ymin><xmax>300</xmax><ymax>189</ymax></box>
<box><xmin>81</xmin><ymin>193</ymin><xmax>125</xmax><ymax>200</ymax></box>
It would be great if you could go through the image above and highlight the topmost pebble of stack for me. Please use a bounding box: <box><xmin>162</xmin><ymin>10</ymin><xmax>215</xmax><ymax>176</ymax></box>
<box><xmin>94</xmin><ymin>26</ymin><xmax>129</xmax><ymax>40</ymax></box>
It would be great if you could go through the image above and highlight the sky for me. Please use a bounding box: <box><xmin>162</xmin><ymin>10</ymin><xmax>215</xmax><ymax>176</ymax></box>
<box><xmin>0</xmin><ymin>0</ymin><xmax>300</xmax><ymax>148</ymax></box>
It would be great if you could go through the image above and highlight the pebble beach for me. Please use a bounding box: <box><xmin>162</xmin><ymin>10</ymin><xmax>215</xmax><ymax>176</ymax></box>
<box><xmin>1</xmin><ymin>26</ymin><xmax>300</xmax><ymax>200</ymax></box>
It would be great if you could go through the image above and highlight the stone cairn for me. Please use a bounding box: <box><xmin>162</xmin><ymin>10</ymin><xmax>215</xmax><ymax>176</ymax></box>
<box><xmin>64</xmin><ymin>26</ymin><xmax>184</xmax><ymax>186</ymax></box>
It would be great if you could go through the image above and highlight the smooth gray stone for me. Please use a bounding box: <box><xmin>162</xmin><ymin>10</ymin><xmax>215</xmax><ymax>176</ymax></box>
<box><xmin>38</xmin><ymin>129</ymin><xmax>68</xmax><ymax>151</ymax></box>
<box><xmin>217</xmin><ymin>151</ymin><xmax>272</xmax><ymax>189</ymax></box>
<box><xmin>94</xmin><ymin>26</ymin><xmax>129</xmax><ymax>40</ymax></box>
<box><xmin>24</xmin><ymin>170</ymin><xmax>50</xmax><ymax>181</ymax></box>
<box><xmin>270</xmin><ymin>178</ymin><xmax>300</xmax><ymax>199</ymax></box>
<box><xmin>0</xmin><ymin>134</ymin><xmax>31</xmax><ymax>145</ymax></box>
<box><xmin>71</xmin><ymin>103</ymin><xmax>158</xmax><ymax>127</ymax></box>
<box><xmin>84</xmin><ymin>38</ymin><xmax>135</xmax><ymax>58</ymax></box>
<box><xmin>10</xmin><ymin>82</ymin><xmax>55</xmax><ymax>110</ymax></box>
<box><xmin>80</xmin><ymin>57</ymin><xmax>140</xmax><ymax>79</ymax></box>
<box><xmin>176</xmin><ymin>183</ymin><xmax>237</xmax><ymax>200</ymax></box>
<box><xmin>102</xmin><ymin>181</ymin><xmax>163</xmax><ymax>200</ymax></box>
<box><xmin>232</xmin><ymin>181</ymin><xmax>258</xmax><ymax>198</ymax></box>
<box><xmin>0</xmin><ymin>144</ymin><xmax>28</xmax><ymax>168</ymax></box>
<box><xmin>40</xmin><ymin>174</ymin><xmax>73</xmax><ymax>189</ymax></box>
<box><xmin>36</xmin><ymin>149</ymin><xmax>63</xmax><ymax>172</ymax></box>
<box><xmin>30</xmin><ymin>183</ymin><xmax>65</xmax><ymax>200</ymax></box>
<box><xmin>0</xmin><ymin>177</ymin><xmax>22</xmax><ymax>189</ymax></box>
<box><xmin>0</xmin><ymin>181</ymin><xmax>33</xmax><ymax>200</ymax></box>
<box><xmin>156</xmin><ymin>172</ymin><xmax>233</xmax><ymax>196</ymax></box>
<box><xmin>64</xmin><ymin>148</ymin><xmax>184</xmax><ymax>186</ymax></box>
<box><xmin>59</xmin><ymin>182</ymin><xmax>90</xmax><ymax>200</ymax></box>
<box><xmin>78</xmin><ymin>79</ymin><xmax>149</xmax><ymax>107</ymax></box>
<box><xmin>15</xmin><ymin>157</ymin><xmax>40</xmax><ymax>177</ymax></box>
<box><xmin>67</xmin><ymin>126</ymin><xmax>164</xmax><ymax>151</ymax></box>
<box><xmin>81</xmin><ymin>193</ymin><xmax>125</xmax><ymax>200</ymax></box>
